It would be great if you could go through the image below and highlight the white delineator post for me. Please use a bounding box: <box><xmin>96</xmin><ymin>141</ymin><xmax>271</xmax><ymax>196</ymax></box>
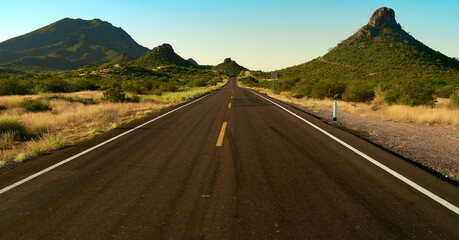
<box><xmin>113</xmin><ymin>111</ymin><xmax>120</xmax><ymax>127</ymax></box>
<box><xmin>333</xmin><ymin>102</ymin><xmax>337</xmax><ymax>122</ymax></box>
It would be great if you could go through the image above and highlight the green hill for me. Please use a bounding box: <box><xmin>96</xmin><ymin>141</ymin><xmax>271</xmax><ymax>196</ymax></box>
<box><xmin>213</xmin><ymin>58</ymin><xmax>247</xmax><ymax>75</ymax></box>
<box><xmin>0</xmin><ymin>18</ymin><xmax>149</xmax><ymax>71</ymax></box>
<box><xmin>277</xmin><ymin>7</ymin><xmax>459</xmax><ymax>105</ymax></box>
<box><xmin>132</xmin><ymin>44</ymin><xmax>192</xmax><ymax>68</ymax></box>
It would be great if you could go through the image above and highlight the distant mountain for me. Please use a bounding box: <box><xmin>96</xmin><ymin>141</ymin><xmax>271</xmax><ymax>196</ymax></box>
<box><xmin>132</xmin><ymin>43</ymin><xmax>193</xmax><ymax>68</ymax></box>
<box><xmin>0</xmin><ymin>18</ymin><xmax>149</xmax><ymax>71</ymax></box>
<box><xmin>213</xmin><ymin>58</ymin><xmax>247</xmax><ymax>75</ymax></box>
<box><xmin>278</xmin><ymin>7</ymin><xmax>459</xmax><ymax>102</ymax></box>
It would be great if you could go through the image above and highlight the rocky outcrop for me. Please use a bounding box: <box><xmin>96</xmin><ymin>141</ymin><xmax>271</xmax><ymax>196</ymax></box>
<box><xmin>223</xmin><ymin>58</ymin><xmax>232</xmax><ymax>64</ymax></box>
<box><xmin>337</xmin><ymin>7</ymin><xmax>412</xmax><ymax>47</ymax></box>
<box><xmin>187</xmin><ymin>58</ymin><xmax>198</xmax><ymax>66</ymax></box>
<box><xmin>153</xmin><ymin>43</ymin><xmax>174</xmax><ymax>53</ymax></box>
<box><xmin>368</xmin><ymin>7</ymin><xmax>397</xmax><ymax>28</ymax></box>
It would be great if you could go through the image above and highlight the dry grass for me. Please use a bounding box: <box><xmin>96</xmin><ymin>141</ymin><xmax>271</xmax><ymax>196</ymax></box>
<box><xmin>0</xmin><ymin>81</ymin><xmax>226</xmax><ymax>167</ymax></box>
<box><xmin>242</xmin><ymin>85</ymin><xmax>459</xmax><ymax>130</ymax></box>
<box><xmin>141</xmin><ymin>83</ymin><xmax>225</xmax><ymax>103</ymax></box>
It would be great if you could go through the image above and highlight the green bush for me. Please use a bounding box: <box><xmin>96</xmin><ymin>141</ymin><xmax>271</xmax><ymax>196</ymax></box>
<box><xmin>310</xmin><ymin>81</ymin><xmax>346</xmax><ymax>99</ymax></box>
<box><xmin>191</xmin><ymin>78</ymin><xmax>208</xmax><ymax>87</ymax></box>
<box><xmin>385</xmin><ymin>79</ymin><xmax>435</xmax><ymax>106</ymax></box>
<box><xmin>159</xmin><ymin>83</ymin><xmax>179</xmax><ymax>93</ymax></box>
<box><xmin>0</xmin><ymin>105</ymin><xmax>6</xmax><ymax>110</ymax></box>
<box><xmin>103</xmin><ymin>84</ymin><xmax>126</xmax><ymax>103</ymax></box>
<box><xmin>239</xmin><ymin>76</ymin><xmax>259</xmax><ymax>86</ymax></box>
<box><xmin>342</xmin><ymin>83</ymin><xmax>375</xmax><ymax>102</ymax></box>
<box><xmin>0</xmin><ymin>116</ymin><xmax>27</xmax><ymax>139</ymax></box>
<box><xmin>127</xmin><ymin>95</ymin><xmax>141</xmax><ymax>103</ymax></box>
<box><xmin>293</xmin><ymin>93</ymin><xmax>305</xmax><ymax>99</ymax></box>
<box><xmin>16</xmin><ymin>98</ymin><xmax>52</xmax><ymax>112</ymax></box>
<box><xmin>42</xmin><ymin>78</ymin><xmax>74</xmax><ymax>93</ymax></box>
<box><xmin>451</xmin><ymin>90</ymin><xmax>459</xmax><ymax>105</ymax></box>
<box><xmin>72</xmin><ymin>78</ymin><xmax>98</xmax><ymax>91</ymax></box>
<box><xmin>0</xmin><ymin>77</ymin><xmax>30</xmax><ymax>95</ymax></box>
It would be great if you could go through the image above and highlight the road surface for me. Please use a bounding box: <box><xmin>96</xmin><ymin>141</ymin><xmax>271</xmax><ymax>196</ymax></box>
<box><xmin>0</xmin><ymin>78</ymin><xmax>458</xmax><ymax>239</ymax></box>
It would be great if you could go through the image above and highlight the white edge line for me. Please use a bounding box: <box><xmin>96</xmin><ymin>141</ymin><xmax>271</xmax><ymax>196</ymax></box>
<box><xmin>0</xmin><ymin>94</ymin><xmax>210</xmax><ymax>195</ymax></box>
<box><xmin>248</xmin><ymin>89</ymin><xmax>459</xmax><ymax>215</ymax></box>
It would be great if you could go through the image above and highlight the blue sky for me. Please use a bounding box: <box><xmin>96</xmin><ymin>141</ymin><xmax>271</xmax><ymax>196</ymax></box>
<box><xmin>1</xmin><ymin>0</ymin><xmax>458</xmax><ymax>71</ymax></box>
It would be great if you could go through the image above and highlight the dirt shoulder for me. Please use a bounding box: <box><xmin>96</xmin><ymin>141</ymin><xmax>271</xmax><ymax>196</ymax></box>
<box><xmin>294</xmin><ymin>104</ymin><xmax>459</xmax><ymax>184</ymax></box>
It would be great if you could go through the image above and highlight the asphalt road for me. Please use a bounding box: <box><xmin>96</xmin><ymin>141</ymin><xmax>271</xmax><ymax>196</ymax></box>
<box><xmin>0</xmin><ymin>78</ymin><xmax>458</xmax><ymax>239</ymax></box>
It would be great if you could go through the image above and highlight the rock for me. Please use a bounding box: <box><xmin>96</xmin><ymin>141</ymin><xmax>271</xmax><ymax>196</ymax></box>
<box><xmin>368</xmin><ymin>7</ymin><xmax>397</xmax><ymax>28</ymax></box>
<box><xmin>187</xmin><ymin>58</ymin><xmax>198</xmax><ymax>66</ymax></box>
<box><xmin>153</xmin><ymin>43</ymin><xmax>174</xmax><ymax>53</ymax></box>
<box><xmin>223</xmin><ymin>58</ymin><xmax>232</xmax><ymax>64</ymax></box>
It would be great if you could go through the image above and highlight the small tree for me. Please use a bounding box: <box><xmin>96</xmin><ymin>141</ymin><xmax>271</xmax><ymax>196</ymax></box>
<box><xmin>103</xmin><ymin>82</ymin><xmax>126</xmax><ymax>103</ymax></box>
<box><xmin>342</xmin><ymin>83</ymin><xmax>375</xmax><ymax>102</ymax></box>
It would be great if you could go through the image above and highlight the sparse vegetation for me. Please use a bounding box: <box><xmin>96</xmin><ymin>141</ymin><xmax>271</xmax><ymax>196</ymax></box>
<box><xmin>0</xmin><ymin>116</ymin><xmax>27</xmax><ymax>140</ymax></box>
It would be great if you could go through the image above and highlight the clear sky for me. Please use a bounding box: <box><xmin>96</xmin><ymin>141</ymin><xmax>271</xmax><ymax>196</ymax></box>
<box><xmin>1</xmin><ymin>0</ymin><xmax>458</xmax><ymax>71</ymax></box>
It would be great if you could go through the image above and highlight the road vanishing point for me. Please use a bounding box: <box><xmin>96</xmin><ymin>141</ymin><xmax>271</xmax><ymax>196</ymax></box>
<box><xmin>0</xmin><ymin>78</ymin><xmax>458</xmax><ymax>239</ymax></box>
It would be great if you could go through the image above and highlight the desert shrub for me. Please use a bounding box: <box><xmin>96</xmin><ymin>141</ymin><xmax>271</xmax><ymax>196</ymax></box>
<box><xmin>0</xmin><ymin>105</ymin><xmax>6</xmax><ymax>110</ymax></box>
<box><xmin>342</xmin><ymin>83</ymin><xmax>375</xmax><ymax>102</ymax></box>
<box><xmin>293</xmin><ymin>93</ymin><xmax>305</xmax><ymax>99</ymax></box>
<box><xmin>191</xmin><ymin>78</ymin><xmax>208</xmax><ymax>87</ymax></box>
<box><xmin>310</xmin><ymin>81</ymin><xmax>346</xmax><ymax>99</ymax></box>
<box><xmin>436</xmin><ymin>84</ymin><xmax>458</xmax><ymax>98</ymax></box>
<box><xmin>451</xmin><ymin>90</ymin><xmax>459</xmax><ymax>105</ymax></box>
<box><xmin>279</xmin><ymin>78</ymin><xmax>299</xmax><ymax>91</ymax></box>
<box><xmin>0</xmin><ymin>78</ymin><xmax>30</xmax><ymax>95</ymax></box>
<box><xmin>239</xmin><ymin>76</ymin><xmax>259</xmax><ymax>86</ymax></box>
<box><xmin>103</xmin><ymin>83</ymin><xmax>126</xmax><ymax>102</ymax></box>
<box><xmin>121</xmin><ymin>80</ymin><xmax>149</xmax><ymax>94</ymax></box>
<box><xmin>0</xmin><ymin>116</ymin><xmax>27</xmax><ymax>139</ymax></box>
<box><xmin>127</xmin><ymin>95</ymin><xmax>141</xmax><ymax>103</ymax></box>
<box><xmin>42</xmin><ymin>78</ymin><xmax>74</xmax><ymax>93</ymax></box>
<box><xmin>16</xmin><ymin>98</ymin><xmax>52</xmax><ymax>112</ymax></box>
<box><xmin>385</xmin><ymin>79</ymin><xmax>435</xmax><ymax>106</ymax></box>
<box><xmin>72</xmin><ymin>78</ymin><xmax>98</xmax><ymax>91</ymax></box>
<box><xmin>159</xmin><ymin>83</ymin><xmax>179</xmax><ymax>93</ymax></box>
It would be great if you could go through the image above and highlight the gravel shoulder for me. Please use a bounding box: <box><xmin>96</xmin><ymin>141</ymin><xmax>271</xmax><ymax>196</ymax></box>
<box><xmin>281</xmin><ymin>99</ymin><xmax>459</xmax><ymax>184</ymax></box>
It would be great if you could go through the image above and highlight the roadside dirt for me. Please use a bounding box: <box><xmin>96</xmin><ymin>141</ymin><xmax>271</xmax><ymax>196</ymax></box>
<box><xmin>288</xmin><ymin>102</ymin><xmax>459</xmax><ymax>184</ymax></box>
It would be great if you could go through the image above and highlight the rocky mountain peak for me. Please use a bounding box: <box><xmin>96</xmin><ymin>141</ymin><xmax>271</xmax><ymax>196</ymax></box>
<box><xmin>368</xmin><ymin>7</ymin><xmax>397</xmax><ymax>28</ymax></box>
<box><xmin>223</xmin><ymin>58</ymin><xmax>232</xmax><ymax>64</ymax></box>
<box><xmin>154</xmin><ymin>43</ymin><xmax>174</xmax><ymax>53</ymax></box>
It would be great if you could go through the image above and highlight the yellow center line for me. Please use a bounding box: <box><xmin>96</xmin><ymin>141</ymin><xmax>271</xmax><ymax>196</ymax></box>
<box><xmin>228</xmin><ymin>102</ymin><xmax>232</xmax><ymax>108</ymax></box>
<box><xmin>216</xmin><ymin>122</ymin><xmax>227</xmax><ymax>147</ymax></box>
